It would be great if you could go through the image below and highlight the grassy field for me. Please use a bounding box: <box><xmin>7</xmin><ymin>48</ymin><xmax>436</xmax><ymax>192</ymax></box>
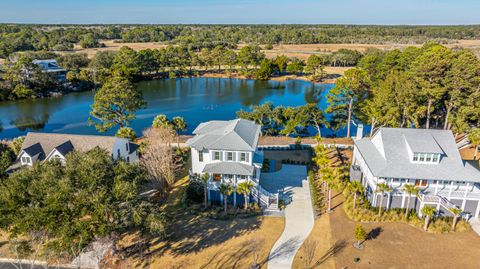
<box><xmin>115</xmin><ymin>176</ymin><xmax>285</xmax><ymax>269</ymax></box>
<box><xmin>66</xmin><ymin>39</ymin><xmax>480</xmax><ymax>60</ymax></box>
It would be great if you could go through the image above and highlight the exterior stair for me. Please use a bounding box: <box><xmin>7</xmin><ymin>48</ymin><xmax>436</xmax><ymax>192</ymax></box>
<box><xmin>418</xmin><ymin>193</ymin><xmax>459</xmax><ymax>216</ymax></box>
<box><xmin>252</xmin><ymin>184</ymin><xmax>280</xmax><ymax>210</ymax></box>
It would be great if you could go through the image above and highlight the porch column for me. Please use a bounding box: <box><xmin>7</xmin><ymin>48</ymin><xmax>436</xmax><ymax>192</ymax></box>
<box><xmin>207</xmin><ymin>175</ymin><xmax>211</xmax><ymax>204</ymax></box>
<box><xmin>461</xmin><ymin>199</ymin><xmax>466</xmax><ymax>211</ymax></box>
<box><xmin>233</xmin><ymin>175</ymin><xmax>237</xmax><ymax>207</ymax></box>
<box><xmin>386</xmin><ymin>193</ymin><xmax>391</xmax><ymax>210</ymax></box>
<box><xmin>475</xmin><ymin>201</ymin><xmax>480</xmax><ymax>218</ymax></box>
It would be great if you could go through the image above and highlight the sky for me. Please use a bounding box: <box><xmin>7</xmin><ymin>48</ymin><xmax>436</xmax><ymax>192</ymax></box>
<box><xmin>1</xmin><ymin>0</ymin><xmax>480</xmax><ymax>25</ymax></box>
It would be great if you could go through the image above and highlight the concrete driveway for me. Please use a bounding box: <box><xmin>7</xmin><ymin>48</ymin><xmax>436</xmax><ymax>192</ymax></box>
<box><xmin>261</xmin><ymin>165</ymin><xmax>314</xmax><ymax>269</ymax></box>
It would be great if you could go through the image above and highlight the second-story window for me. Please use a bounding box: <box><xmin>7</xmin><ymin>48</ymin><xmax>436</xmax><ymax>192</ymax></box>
<box><xmin>227</xmin><ymin>152</ymin><xmax>233</xmax><ymax>161</ymax></box>
<box><xmin>413</xmin><ymin>153</ymin><xmax>419</xmax><ymax>161</ymax></box>
<box><xmin>117</xmin><ymin>149</ymin><xmax>121</xmax><ymax>159</ymax></box>
<box><xmin>240</xmin><ymin>152</ymin><xmax>247</xmax><ymax>162</ymax></box>
<box><xmin>213</xmin><ymin>151</ymin><xmax>221</xmax><ymax>161</ymax></box>
<box><xmin>198</xmin><ymin>151</ymin><xmax>204</xmax><ymax>162</ymax></box>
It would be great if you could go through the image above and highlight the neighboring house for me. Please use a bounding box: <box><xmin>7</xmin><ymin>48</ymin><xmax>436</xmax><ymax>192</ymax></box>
<box><xmin>187</xmin><ymin>119</ymin><xmax>279</xmax><ymax>209</ymax></box>
<box><xmin>351</xmin><ymin>128</ymin><xmax>480</xmax><ymax>219</ymax></box>
<box><xmin>32</xmin><ymin>59</ymin><xmax>67</xmax><ymax>81</ymax></box>
<box><xmin>8</xmin><ymin>132</ymin><xmax>139</xmax><ymax>172</ymax></box>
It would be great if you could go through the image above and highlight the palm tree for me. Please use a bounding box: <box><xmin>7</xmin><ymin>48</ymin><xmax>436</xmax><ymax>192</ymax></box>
<box><xmin>468</xmin><ymin>128</ymin><xmax>480</xmax><ymax>160</ymax></box>
<box><xmin>236</xmin><ymin>180</ymin><xmax>255</xmax><ymax>210</ymax></box>
<box><xmin>403</xmin><ymin>184</ymin><xmax>419</xmax><ymax>218</ymax></box>
<box><xmin>421</xmin><ymin>205</ymin><xmax>436</xmax><ymax>231</ymax></box>
<box><xmin>322</xmin><ymin>168</ymin><xmax>336</xmax><ymax>212</ymax></box>
<box><xmin>375</xmin><ymin>182</ymin><xmax>392</xmax><ymax>216</ymax></box>
<box><xmin>347</xmin><ymin>181</ymin><xmax>364</xmax><ymax>210</ymax></box>
<box><xmin>152</xmin><ymin>114</ymin><xmax>171</xmax><ymax>128</ymax></box>
<box><xmin>450</xmin><ymin>207</ymin><xmax>463</xmax><ymax>231</ymax></box>
<box><xmin>218</xmin><ymin>183</ymin><xmax>234</xmax><ymax>213</ymax></box>
<box><xmin>172</xmin><ymin>116</ymin><xmax>187</xmax><ymax>147</ymax></box>
<box><xmin>199</xmin><ymin>173</ymin><xmax>210</xmax><ymax>209</ymax></box>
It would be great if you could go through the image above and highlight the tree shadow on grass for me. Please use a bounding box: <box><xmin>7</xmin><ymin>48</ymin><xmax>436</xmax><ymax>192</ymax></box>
<box><xmin>366</xmin><ymin>227</ymin><xmax>383</xmax><ymax>241</ymax></box>
<box><xmin>310</xmin><ymin>239</ymin><xmax>347</xmax><ymax>268</ymax></box>
<box><xmin>122</xmin><ymin>211</ymin><xmax>263</xmax><ymax>267</ymax></box>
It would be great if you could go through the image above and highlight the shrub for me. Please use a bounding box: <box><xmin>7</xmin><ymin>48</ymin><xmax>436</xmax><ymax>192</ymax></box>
<box><xmin>184</xmin><ymin>180</ymin><xmax>204</xmax><ymax>205</ymax></box>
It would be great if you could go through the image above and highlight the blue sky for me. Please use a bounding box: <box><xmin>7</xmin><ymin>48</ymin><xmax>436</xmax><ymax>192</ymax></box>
<box><xmin>1</xmin><ymin>0</ymin><xmax>480</xmax><ymax>25</ymax></box>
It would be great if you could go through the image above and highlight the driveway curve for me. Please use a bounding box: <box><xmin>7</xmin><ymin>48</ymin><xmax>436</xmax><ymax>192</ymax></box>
<box><xmin>261</xmin><ymin>165</ymin><xmax>314</xmax><ymax>269</ymax></box>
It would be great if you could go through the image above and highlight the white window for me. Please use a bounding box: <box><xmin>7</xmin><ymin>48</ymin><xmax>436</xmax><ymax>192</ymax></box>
<box><xmin>198</xmin><ymin>151</ymin><xmax>204</xmax><ymax>162</ymax></box>
<box><xmin>126</xmin><ymin>143</ymin><xmax>129</xmax><ymax>151</ymax></box>
<box><xmin>213</xmin><ymin>151</ymin><xmax>221</xmax><ymax>161</ymax></box>
<box><xmin>413</xmin><ymin>153</ymin><xmax>419</xmax><ymax>162</ymax></box>
<box><xmin>240</xmin><ymin>175</ymin><xmax>247</xmax><ymax>180</ymax></box>
<box><xmin>419</xmin><ymin>153</ymin><xmax>425</xmax><ymax>162</ymax></box>
<box><xmin>117</xmin><ymin>149</ymin><xmax>121</xmax><ymax>158</ymax></box>
<box><xmin>126</xmin><ymin>156</ymin><xmax>130</xmax><ymax>163</ymax></box>
<box><xmin>432</xmin><ymin>154</ymin><xmax>439</xmax><ymax>162</ymax></box>
<box><xmin>21</xmin><ymin>156</ymin><xmax>31</xmax><ymax>164</ymax></box>
<box><xmin>425</xmin><ymin>153</ymin><xmax>432</xmax><ymax>162</ymax></box>
<box><xmin>227</xmin><ymin>152</ymin><xmax>233</xmax><ymax>161</ymax></box>
<box><xmin>240</xmin><ymin>152</ymin><xmax>248</xmax><ymax>162</ymax></box>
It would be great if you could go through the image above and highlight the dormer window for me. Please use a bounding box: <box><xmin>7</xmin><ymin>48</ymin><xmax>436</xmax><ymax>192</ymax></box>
<box><xmin>412</xmin><ymin>152</ymin><xmax>440</xmax><ymax>164</ymax></box>
<box><xmin>21</xmin><ymin>156</ymin><xmax>31</xmax><ymax>165</ymax></box>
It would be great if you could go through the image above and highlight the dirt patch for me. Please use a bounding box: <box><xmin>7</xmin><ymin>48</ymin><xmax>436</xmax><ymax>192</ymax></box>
<box><xmin>328</xmin><ymin>191</ymin><xmax>480</xmax><ymax>269</ymax></box>
<box><xmin>292</xmin><ymin>214</ymin><xmax>336</xmax><ymax>269</ymax></box>
<box><xmin>259</xmin><ymin>136</ymin><xmax>353</xmax><ymax>146</ymax></box>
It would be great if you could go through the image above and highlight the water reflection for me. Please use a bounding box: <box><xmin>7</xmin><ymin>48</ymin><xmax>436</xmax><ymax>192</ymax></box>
<box><xmin>10</xmin><ymin>114</ymin><xmax>50</xmax><ymax>131</ymax></box>
<box><xmin>0</xmin><ymin>78</ymin><xmax>339</xmax><ymax>139</ymax></box>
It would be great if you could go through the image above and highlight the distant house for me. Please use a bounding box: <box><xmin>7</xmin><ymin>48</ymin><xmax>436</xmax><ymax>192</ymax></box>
<box><xmin>351</xmin><ymin>128</ymin><xmax>480</xmax><ymax>219</ymax></box>
<box><xmin>32</xmin><ymin>59</ymin><xmax>67</xmax><ymax>81</ymax></box>
<box><xmin>187</xmin><ymin>119</ymin><xmax>279</xmax><ymax>209</ymax></box>
<box><xmin>8</xmin><ymin>132</ymin><xmax>139</xmax><ymax>173</ymax></box>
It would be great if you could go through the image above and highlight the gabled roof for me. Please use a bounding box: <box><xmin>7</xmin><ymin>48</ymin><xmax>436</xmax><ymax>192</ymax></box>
<box><xmin>203</xmin><ymin>162</ymin><xmax>255</xmax><ymax>176</ymax></box>
<box><xmin>19</xmin><ymin>132</ymin><xmax>122</xmax><ymax>162</ymax></box>
<box><xmin>355</xmin><ymin>128</ymin><xmax>480</xmax><ymax>182</ymax></box>
<box><xmin>186</xmin><ymin>119</ymin><xmax>260</xmax><ymax>151</ymax></box>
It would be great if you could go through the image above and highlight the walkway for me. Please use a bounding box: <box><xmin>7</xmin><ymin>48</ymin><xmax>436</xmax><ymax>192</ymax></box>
<box><xmin>261</xmin><ymin>165</ymin><xmax>314</xmax><ymax>269</ymax></box>
<box><xmin>470</xmin><ymin>218</ymin><xmax>480</xmax><ymax>236</ymax></box>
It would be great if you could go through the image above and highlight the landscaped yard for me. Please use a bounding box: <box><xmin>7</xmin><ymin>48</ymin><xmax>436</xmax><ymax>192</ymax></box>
<box><xmin>114</xmin><ymin>176</ymin><xmax>285</xmax><ymax>269</ymax></box>
<box><xmin>294</xmin><ymin>189</ymin><xmax>480</xmax><ymax>269</ymax></box>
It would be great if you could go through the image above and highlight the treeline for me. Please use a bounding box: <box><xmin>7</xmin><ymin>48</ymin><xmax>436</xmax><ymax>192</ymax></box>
<box><xmin>0</xmin><ymin>25</ymin><xmax>119</xmax><ymax>57</ymax></box>
<box><xmin>2</xmin><ymin>24</ymin><xmax>480</xmax><ymax>57</ymax></box>
<box><xmin>327</xmin><ymin>42</ymin><xmax>480</xmax><ymax>136</ymax></box>
<box><xmin>1</xmin><ymin>44</ymin><xmax>359</xmax><ymax>101</ymax></box>
<box><xmin>237</xmin><ymin>102</ymin><xmax>325</xmax><ymax>136</ymax></box>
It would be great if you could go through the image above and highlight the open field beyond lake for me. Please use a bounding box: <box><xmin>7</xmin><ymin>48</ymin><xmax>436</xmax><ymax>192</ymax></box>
<box><xmin>62</xmin><ymin>39</ymin><xmax>480</xmax><ymax>60</ymax></box>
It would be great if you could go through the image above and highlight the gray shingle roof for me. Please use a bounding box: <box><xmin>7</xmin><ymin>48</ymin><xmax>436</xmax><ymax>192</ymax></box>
<box><xmin>202</xmin><ymin>162</ymin><xmax>255</xmax><ymax>176</ymax></box>
<box><xmin>355</xmin><ymin>128</ymin><xmax>480</xmax><ymax>182</ymax></box>
<box><xmin>187</xmin><ymin>119</ymin><xmax>260</xmax><ymax>151</ymax></box>
<box><xmin>20</xmin><ymin>132</ymin><xmax>120</xmax><ymax>162</ymax></box>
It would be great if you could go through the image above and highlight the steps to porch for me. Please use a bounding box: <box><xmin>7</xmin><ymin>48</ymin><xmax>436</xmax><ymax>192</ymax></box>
<box><xmin>418</xmin><ymin>193</ymin><xmax>460</xmax><ymax>216</ymax></box>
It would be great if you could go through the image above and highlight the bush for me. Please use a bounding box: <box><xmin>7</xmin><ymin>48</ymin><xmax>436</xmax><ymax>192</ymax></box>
<box><xmin>184</xmin><ymin>180</ymin><xmax>204</xmax><ymax>205</ymax></box>
<box><xmin>343</xmin><ymin>195</ymin><xmax>470</xmax><ymax>233</ymax></box>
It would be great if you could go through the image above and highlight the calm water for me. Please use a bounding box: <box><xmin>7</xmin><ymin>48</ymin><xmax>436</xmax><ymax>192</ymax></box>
<box><xmin>0</xmin><ymin>78</ymin><xmax>364</xmax><ymax>139</ymax></box>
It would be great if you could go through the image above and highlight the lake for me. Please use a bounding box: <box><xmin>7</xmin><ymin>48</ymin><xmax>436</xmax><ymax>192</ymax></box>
<box><xmin>0</xmin><ymin>78</ymin><xmax>365</xmax><ymax>139</ymax></box>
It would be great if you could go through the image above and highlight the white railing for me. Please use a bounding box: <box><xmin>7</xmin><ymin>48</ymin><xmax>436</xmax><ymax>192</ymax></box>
<box><xmin>252</xmin><ymin>184</ymin><xmax>279</xmax><ymax>209</ymax></box>
<box><xmin>418</xmin><ymin>193</ymin><xmax>458</xmax><ymax>212</ymax></box>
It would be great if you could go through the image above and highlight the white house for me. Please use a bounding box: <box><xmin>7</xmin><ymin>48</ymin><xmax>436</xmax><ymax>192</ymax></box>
<box><xmin>32</xmin><ymin>59</ymin><xmax>67</xmax><ymax>81</ymax></box>
<box><xmin>187</xmin><ymin>119</ymin><xmax>278</xmax><ymax>209</ymax></box>
<box><xmin>9</xmin><ymin>132</ymin><xmax>139</xmax><ymax>172</ymax></box>
<box><xmin>351</xmin><ymin>128</ymin><xmax>480</xmax><ymax>219</ymax></box>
